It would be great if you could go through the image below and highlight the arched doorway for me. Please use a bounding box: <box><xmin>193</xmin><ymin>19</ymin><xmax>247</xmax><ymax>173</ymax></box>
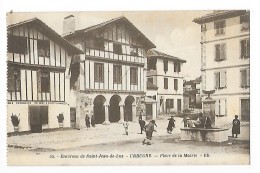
<box><xmin>93</xmin><ymin>95</ymin><xmax>106</xmax><ymax>124</ymax></box>
<box><xmin>109</xmin><ymin>95</ymin><xmax>121</xmax><ymax>123</ymax></box>
<box><xmin>124</xmin><ymin>96</ymin><xmax>135</xmax><ymax>121</ymax></box>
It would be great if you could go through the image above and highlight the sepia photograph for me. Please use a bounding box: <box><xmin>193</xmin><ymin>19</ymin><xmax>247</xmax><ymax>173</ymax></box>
<box><xmin>5</xmin><ymin>10</ymin><xmax>251</xmax><ymax>166</ymax></box>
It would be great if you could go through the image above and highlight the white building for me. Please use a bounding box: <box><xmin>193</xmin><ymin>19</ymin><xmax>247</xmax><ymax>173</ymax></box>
<box><xmin>7</xmin><ymin>18</ymin><xmax>82</xmax><ymax>133</ymax></box>
<box><xmin>63</xmin><ymin>16</ymin><xmax>155</xmax><ymax>127</ymax></box>
<box><xmin>146</xmin><ymin>50</ymin><xmax>186</xmax><ymax>114</ymax></box>
<box><xmin>193</xmin><ymin>10</ymin><xmax>250</xmax><ymax>124</ymax></box>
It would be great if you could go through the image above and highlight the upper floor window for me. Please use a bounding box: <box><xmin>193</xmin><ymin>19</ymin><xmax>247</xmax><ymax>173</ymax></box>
<box><xmin>37</xmin><ymin>40</ymin><xmax>50</xmax><ymax>57</ymax></box>
<box><xmin>174</xmin><ymin>79</ymin><xmax>178</xmax><ymax>91</ymax></box>
<box><xmin>147</xmin><ymin>58</ymin><xmax>157</xmax><ymax>70</ymax></box>
<box><xmin>8</xmin><ymin>34</ymin><xmax>28</xmax><ymax>54</ymax></box>
<box><xmin>94</xmin><ymin>38</ymin><xmax>105</xmax><ymax>50</ymax></box>
<box><xmin>130</xmin><ymin>67</ymin><xmax>138</xmax><ymax>85</ymax></box>
<box><xmin>240</xmin><ymin>39</ymin><xmax>250</xmax><ymax>59</ymax></box>
<box><xmin>7</xmin><ymin>66</ymin><xmax>21</xmax><ymax>92</ymax></box>
<box><xmin>113</xmin><ymin>65</ymin><xmax>122</xmax><ymax>84</ymax></box>
<box><xmin>201</xmin><ymin>24</ymin><xmax>207</xmax><ymax>32</ymax></box>
<box><xmin>130</xmin><ymin>45</ymin><xmax>139</xmax><ymax>56</ymax></box>
<box><xmin>240</xmin><ymin>15</ymin><xmax>249</xmax><ymax>31</ymax></box>
<box><xmin>240</xmin><ymin>68</ymin><xmax>250</xmax><ymax>88</ymax></box>
<box><xmin>215</xmin><ymin>43</ymin><xmax>226</xmax><ymax>61</ymax></box>
<box><xmin>147</xmin><ymin>77</ymin><xmax>153</xmax><ymax>84</ymax></box>
<box><xmin>174</xmin><ymin>62</ymin><xmax>181</xmax><ymax>72</ymax></box>
<box><xmin>163</xmin><ymin>59</ymin><xmax>168</xmax><ymax>73</ymax></box>
<box><xmin>215</xmin><ymin>71</ymin><xmax>226</xmax><ymax>89</ymax></box>
<box><xmin>38</xmin><ymin>71</ymin><xmax>50</xmax><ymax>93</ymax></box>
<box><xmin>94</xmin><ymin>63</ymin><xmax>104</xmax><ymax>83</ymax></box>
<box><xmin>113</xmin><ymin>43</ymin><xmax>122</xmax><ymax>54</ymax></box>
<box><xmin>164</xmin><ymin>78</ymin><xmax>168</xmax><ymax>89</ymax></box>
<box><xmin>214</xmin><ymin>20</ymin><xmax>226</xmax><ymax>35</ymax></box>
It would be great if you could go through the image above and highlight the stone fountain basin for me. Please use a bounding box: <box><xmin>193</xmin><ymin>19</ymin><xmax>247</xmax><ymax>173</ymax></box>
<box><xmin>180</xmin><ymin>127</ymin><xmax>229</xmax><ymax>142</ymax></box>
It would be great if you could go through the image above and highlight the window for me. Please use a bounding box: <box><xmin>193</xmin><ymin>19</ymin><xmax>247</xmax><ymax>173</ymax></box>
<box><xmin>163</xmin><ymin>59</ymin><xmax>168</xmax><ymax>73</ymax></box>
<box><xmin>94</xmin><ymin>63</ymin><xmax>104</xmax><ymax>82</ymax></box>
<box><xmin>7</xmin><ymin>66</ymin><xmax>21</xmax><ymax>92</ymax></box>
<box><xmin>130</xmin><ymin>45</ymin><xmax>139</xmax><ymax>56</ymax></box>
<box><xmin>164</xmin><ymin>78</ymin><xmax>168</xmax><ymax>89</ymax></box>
<box><xmin>113</xmin><ymin>43</ymin><xmax>122</xmax><ymax>54</ymax></box>
<box><xmin>94</xmin><ymin>38</ymin><xmax>105</xmax><ymax>50</ymax></box>
<box><xmin>37</xmin><ymin>71</ymin><xmax>50</xmax><ymax>93</ymax></box>
<box><xmin>147</xmin><ymin>58</ymin><xmax>157</xmax><ymax>70</ymax></box>
<box><xmin>240</xmin><ymin>39</ymin><xmax>250</xmax><ymax>59</ymax></box>
<box><xmin>201</xmin><ymin>24</ymin><xmax>207</xmax><ymax>32</ymax></box>
<box><xmin>166</xmin><ymin>99</ymin><xmax>174</xmax><ymax>108</ymax></box>
<box><xmin>215</xmin><ymin>71</ymin><xmax>226</xmax><ymax>89</ymax></box>
<box><xmin>174</xmin><ymin>79</ymin><xmax>178</xmax><ymax>91</ymax></box>
<box><xmin>240</xmin><ymin>68</ymin><xmax>250</xmax><ymax>88</ymax></box>
<box><xmin>8</xmin><ymin>34</ymin><xmax>27</xmax><ymax>54</ymax></box>
<box><xmin>240</xmin><ymin>15</ymin><xmax>249</xmax><ymax>31</ymax></box>
<box><xmin>130</xmin><ymin>67</ymin><xmax>138</xmax><ymax>84</ymax></box>
<box><xmin>215</xmin><ymin>99</ymin><xmax>226</xmax><ymax>117</ymax></box>
<box><xmin>147</xmin><ymin>78</ymin><xmax>153</xmax><ymax>84</ymax></box>
<box><xmin>215</xmin><ymin>43</ymin><xmax>226</xmax><ymax>61</ymax></box>
<box><xmin>174</xmin><ymin>62</ymin><xmax>181</xmax><ymax>72</ymax></box>
<box><xmin>37</xmin><ymin>40</ymin><xmax>50</xmax><ymax>57</ymax></box>
<box><xmin>214</xmin><ymin>20</ymin><xmax>226</xmax><ymax>35</ymax></box>
<box><xmin>113</xmin><ymin>65</ymin><xmax>122</xmax><ymax>84</ymax></box>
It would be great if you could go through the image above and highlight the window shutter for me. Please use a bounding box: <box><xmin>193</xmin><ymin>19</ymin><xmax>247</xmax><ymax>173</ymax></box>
<box><xmin>241</xmin><ymin>69</ymin><xmax>246</xmax><ymax>87</ymax></box>
<box><xmin>240</xmin><ymin>40</ymin><xmax>245</xmax><ymax>58</ymax></box>
<box><xmin>246</xmin><ymin>68</ymin><xmax>250</xmax><ymax>87</ymax></box>
<box><xmin>7</xmin><ymin>66</ymin><xmax>15</xmax><ymax>91</ymax></box>
<box><xmin>220</xmin><ymin>44</ymin><xmax>226</xmax><ymax>60</ymax></box>
<box><xmin>215</xmin><ymin>44</ymin><xmax>220</xmax><ymax>61</ymax></box>
<box><xmin>215</xmin><ymin>100</ymin><xmax>219</xmax><ymax>116</ymax></box>
<box><xmin>220</xmin><ymin>71</ymin><xmax>226</xmax><ymax>88</ymax></box>
<box><xmin>220</xmin><ymin>99</ymin><xmax>226</xmax><ymax>116</ymax></box>
<box><xmin>215</xmin><ymin>72</ymin><xmax>220</xmax><ymax>89</ymax></box>
<box><xmin>37</xmin><ymin>70</ymin><xmax>42</xmax><ymax>93</ymax></box>
<box><xmin>179</xmin><ymin>63</ymin><xmax>181</xmax><ymax>72</ymax></box>
<box><xmin>246</xmin><ymin>39</ymin><xmax>250</xmax><ymax>58</ymax></box>
<box><xmin>174</xmin><ymin>79</ymin><xmax>178</xmax><ymax>91</ymax></box>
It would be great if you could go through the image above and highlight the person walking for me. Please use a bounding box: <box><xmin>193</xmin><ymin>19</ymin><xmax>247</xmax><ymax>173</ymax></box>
<box><xmin>143</xmin><ymin>120</ymin><xmax>157</xmax><ymax>145</ymax></box>
<box><xmin>91</xmin><ymin>115</ymin><xmax>96</xmax><ymax>128</ymax></box>
<box><xmin>123</xmin><ymin>121</ymin><xmax>129</xmax><ymax>135</ymax></box>
<box><xmin>139</xmin><ymin>118</ymin><xmax>146</xmax><ymax>134</ymax></box>
<box><xmin>85</xmin><ymin>114</ymin><xmax>91</xmax><ymax>128</ymax></box>
<box><xmin>167</xmin><ymin>116</ymin><xmax>175</xmax><ymax>134</ymax></box>
<box><xmin>182</xmin><ymin>116</ymin><xmax>188</xmax><ymax>128</ymax></box>
<box><xmin>232</xmin><ymin>115</ymin><xmax>240</xmax><ymax>138</ymax></box>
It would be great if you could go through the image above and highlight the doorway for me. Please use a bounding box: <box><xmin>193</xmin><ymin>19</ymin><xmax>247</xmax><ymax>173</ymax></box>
<box><xmin>177</xmin><ymin>99</ymin><xmax>182</xmax><ymax>112</ymax></box>
<box><xmin>93</xmin><ymin>95</ymin><xmax>106</xmax><ymax>124</ymax></box>
<box><xmin>124</xmin><ymin>96</ymin><xmax>135</xmax><ymax>121</ymax></box>
<box><xmin>109</xmin><ymin>95</ymin><xmax>121</xmax><ymax>123</ymax></box>
<box><xmin>29</xmin><ymin>106</ymin><xmax>48</xmax><ymax>133</ymax></box>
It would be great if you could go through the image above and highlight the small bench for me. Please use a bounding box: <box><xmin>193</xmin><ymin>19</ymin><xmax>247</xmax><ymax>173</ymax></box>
<box><xmin>180</xmin><ymin>127</ymin><xmax>229</xmax><ymax>142</ymax></box>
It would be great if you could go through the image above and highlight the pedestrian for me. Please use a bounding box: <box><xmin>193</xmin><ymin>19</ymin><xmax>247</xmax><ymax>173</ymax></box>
<box><xmin>139</xmin><ymin>117</ymin><xmax>146</xmax><ymax>134</ymax></box>
<box><xmin>205</xmin><ymin>116</ymin><xmax>212</xmax><ymax>129</ymax></box>
<box><xmin>123</xmin><ymin>121</ymin><xmax>129</xmax><ymax>135</ymax></box>
<box><xmin>91</xmin><ymin>115</ymin><xmax>95</xmax><ymax>127</ymax></box>
<box><xmin>232</xmin><ymin>115</ymin><xmax>240</xmax><ymax>138</ymax></box>
<box><xmin>143</xmin><ymin>120</ymin><xmax>157</xmax><ymax>145</ymax></box>
<box><xmin>85</xmin><ymin>114</ymin><xmax>91</xmax><ymax>128</ymax></box>
<box><xmin>167</xmin><ymin>116</ymin><xmax>175</xmax><ymax>134</ymax></box>
<box><xmin>182</xmin><ymin>116</ymin><xmax>188</xmax><ymax>127</ymax></box>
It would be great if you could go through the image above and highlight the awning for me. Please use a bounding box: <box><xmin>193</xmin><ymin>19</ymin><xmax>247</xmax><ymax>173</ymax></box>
<box><xmin>145</xmin><ymin>96</ymin><xmax>157</xmax><ymax>103</ymax></box>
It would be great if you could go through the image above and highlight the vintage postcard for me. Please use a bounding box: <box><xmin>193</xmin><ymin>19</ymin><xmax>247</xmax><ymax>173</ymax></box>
<box><xmin>6</xmin><ymin>11</ymin><xmax>250</xmax><ymax>165</ymax></box>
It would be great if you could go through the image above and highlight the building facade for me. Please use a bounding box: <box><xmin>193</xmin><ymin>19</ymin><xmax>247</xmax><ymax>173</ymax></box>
<box><xmin>146</xmin><ymin>50</ymin><xmax>186</xmax><ymax>114</ymax></box>
<box><xmin>63</xmin><ymin>16</ymin><xmax>155</xmax><ymax>127</ymax></box>
<box><xmin>193</xmin><ymin>10</ymin><xmax>250</xmax><ymax>125</ymax></box>
<box><xmin>7</xmin><ymin>18</ymin><xmax>82</xmax><ymax>133</ymax></box>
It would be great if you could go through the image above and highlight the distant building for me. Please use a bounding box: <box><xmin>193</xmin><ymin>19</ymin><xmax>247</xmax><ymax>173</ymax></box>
<box><xmin>146</xmin><ymin>50</ymin><xmax>186</xmax><ymax>114</ymax></box>
<box><xmin>7</xmin><ymin>18</ymin><xmax>82</xmax><ymax>133</ymax></box>
<box><xmin>63</xmin><ymin>16</ymin><xmax>155</xmax><ymax>127</ymax></box>
<box><xmin>193</xmin><ymin>10</ymin><xmax>250</xmax><ymax>124</ymax></box>
<box><xmin>183</xmin><ymin>76</ymin><xmax>202</xmax><ymax>110</ymax></box>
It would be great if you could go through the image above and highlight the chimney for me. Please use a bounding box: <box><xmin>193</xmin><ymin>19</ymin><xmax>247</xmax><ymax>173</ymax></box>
<box><xmin>63</xmin><ymin>15</ymin><xmax>75</xmax><ymax>36</ymax></box>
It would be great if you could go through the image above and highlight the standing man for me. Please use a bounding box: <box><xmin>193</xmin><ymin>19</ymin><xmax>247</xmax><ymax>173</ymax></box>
<box><xmin>167</xmin><ymin>116</ymin><xmax>175</xmax><ymax>134</ymax></box>
<box><xmin>139</xmin><ymin>117</ymin><xmax>146</xmax><ymax>134</ymax></box>
<box><xmin>85</xmin><ymin>114</ymin><xmax>91</xmax><ymax>128</ymax></box>
<box><xmin>232</xmin><ymin>115</ymin><xmax>240</xmax><ymax>138</ymax></box>
<box><xmin>143</xmin><ymin>120</ymin><xmax>157</xmax><ymax>145</ymax></box>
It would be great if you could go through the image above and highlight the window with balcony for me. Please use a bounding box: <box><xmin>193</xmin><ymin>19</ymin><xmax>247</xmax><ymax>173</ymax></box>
<box><xmin>7</xmin><ymin>66</ymin><xmax>21</xmax><ymax>92</ymax></box>
<box><xmin>240</xmin><ymin>39</ymin><xmax>250</xmax><ymax>59</ymax></box>
<box><xmin>215</xmin><ymin>43</ymin><xmax>226</xmax><ymax>61</ymax></box>
<box><xmin>240</xmin><ymin>68</ymin><xmax>250</xmax><ymax>88</ymax></box>
<box><xmin>8</xmin><ymin>34</ymin><xmax>28</xmax><ymax>54</ymax></box>
<box><xmin>240</xmin><ymin>15</ymin><xmax>249</xmax><ymax>31</ymax></box>
<box><xmin>214</xmin><ymin>20</ymin><xmax>226</xmax><ymax>35</ymax></box>
<box><xmin>38</xmin><ymin>40</ymin><xmax>50</xmax><ymax>57</ymax></box>
<box><xmin>94</xmin><ymin>63</ymin><xmax>104</xmax><ymax>83</ymax></box>
<box><xmin>113</xmin><ymin>65</ymin><xmax>122</xmax><ymax>84</ymax></box>
<box><xmin>130</xmin><ymin>67</ymin><xmax>138</xmax><ymax>85</ymax></box>
<box><xmin>215</xmin><ymin>71</ymin><xmax>226</xmax><ymax>89</ymax></box>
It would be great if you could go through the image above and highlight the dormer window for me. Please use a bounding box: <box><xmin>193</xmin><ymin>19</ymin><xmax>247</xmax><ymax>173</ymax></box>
<box><xmin>37</xmin><ymin>40</ymin><xmax>50</xmax><ymax>57</ymax></box>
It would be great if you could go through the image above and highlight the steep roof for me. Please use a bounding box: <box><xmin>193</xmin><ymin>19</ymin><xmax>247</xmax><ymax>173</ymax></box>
<box><xmin>193</xmin><ymin>10</ymin><xmax>249</xmax><ymax>24</ymax></box>
<box><xmin>8</xmin><ymin>18</ymin><xmax>83</xmax><ymax>55</ymax></box>
<box><xmin>146</xmin><ymin>49</ymin><xmax>186</xmax><ymax>63</ymax></box>
<box><xmin>63</xmin><ymin>16</ymin><xmax>156</xmax><ymax>49</ymax></box>
<box><xmin>147</xmin><ymin>82</ymin><xmax>158</xmax><ymax>90</ymax></box>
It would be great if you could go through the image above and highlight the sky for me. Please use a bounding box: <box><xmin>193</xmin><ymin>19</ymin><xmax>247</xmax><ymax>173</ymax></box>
<box><xmin>7</xmin><ymin>11</ymin><xmax>211</xmax><ymax>80</ymax></box>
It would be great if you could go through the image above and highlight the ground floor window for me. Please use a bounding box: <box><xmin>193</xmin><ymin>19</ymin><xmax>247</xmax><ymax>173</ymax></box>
<box><xmin>241</xmin><ymin>99</ymin><xmax>250</xmax><ymax>121</ymax></box>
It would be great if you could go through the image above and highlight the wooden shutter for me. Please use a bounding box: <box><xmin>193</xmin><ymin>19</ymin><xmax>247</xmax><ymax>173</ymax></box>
<box><xmin>215</xmin><ymin>72</ymin><xmax>220</xmax><ymax>89</ymax></box>
<box><xmin>174</xmin><ymin>79</ymin><xmax>178</xmax><ymax>90</ymax></box>
<box><xmin>246</xmin><ymin>68</ymin><xmax>250</xmax><ymax>87</ymax></box>
<box><xmin>215</xmin><ymin>99</ymin><xmax>219</xmax><ymax>116</ymax></box>
<box><xmin>7</xmin><ymin>66</ymin><xmax>15</xmax><ymax>91</ymax></box>
<box><xmin>240</xmin><ymin>69</ymin><xmax>247</xmax><ymax>87</ymax></box>
<box><xmin>215</xmin><ymin>44</ymin><xmax>220</xmax><ymax>61</ymax></box>
<box><xmin>220</xmin><ymin>44</ymin><xmax>226</xmax><ymax>60</ymax></box>
<box><xmin>220</xmin><ymin>99</ymin><xmax>226</xmax><ymax>116</ymax></box>
<box><xmin>164</xmin><ymin>78</ymin><xmax>168</xmax><ymax>89</ymax></box>
<box><xmin>37</xmin><ymin>70</ymin><xmax>42</xmax><ymax>93</ymax></box>
<box><xmin>220</xmin><ymin>71</ymin><xmax>226</xmax><ymax>88</ymax></box>
<box><xmin>240</xmin><ymin>40</ymin><xmax>245</xmax><ymax>58</ymax></box>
